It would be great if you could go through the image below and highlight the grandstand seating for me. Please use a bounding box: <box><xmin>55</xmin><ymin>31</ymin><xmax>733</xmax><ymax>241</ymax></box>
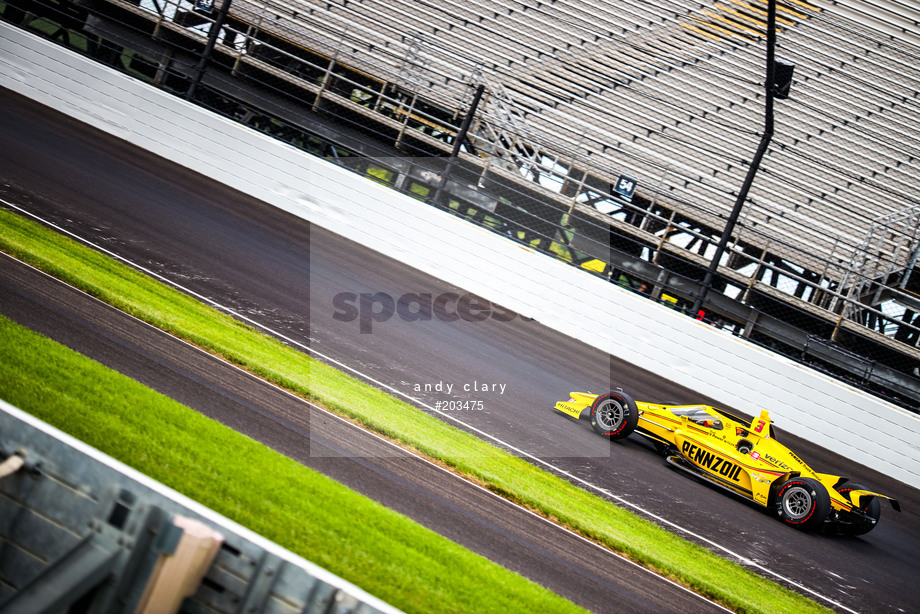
<box><xmin>98</xmin><ymin>0</ymin><xmax>920</xmax><ymax>347</ymax></box>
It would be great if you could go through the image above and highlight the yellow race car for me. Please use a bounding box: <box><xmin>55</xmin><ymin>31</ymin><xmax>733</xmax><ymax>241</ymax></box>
<box><xmin>555</xmin><ymin>391</ymin><xmax>900</xmax><ymax>535</ymax></box>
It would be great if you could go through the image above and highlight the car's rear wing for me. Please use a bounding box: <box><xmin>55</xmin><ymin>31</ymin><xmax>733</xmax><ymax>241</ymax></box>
<box><xmin>851</xmin><ymin>489</ymin><xmax>901</xmax><ymax>512</ymax></box>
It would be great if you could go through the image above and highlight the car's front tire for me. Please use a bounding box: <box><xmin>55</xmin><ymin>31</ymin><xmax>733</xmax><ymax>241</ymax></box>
<box><xmin>776</xmin><ymin>477</ymin><xmax>831</xmax><ymax>531</ymax></box>
<box><xmin>590</xmin><ymin>392</ymin><xmax>639</xmax><ymax>440</ymax></box>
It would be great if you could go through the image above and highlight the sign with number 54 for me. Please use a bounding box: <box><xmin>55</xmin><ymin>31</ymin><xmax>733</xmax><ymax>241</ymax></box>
<box><xmin>612</xmin><ymin>174</ymin><xmax>638</xmax><ymax>200</ymax></box>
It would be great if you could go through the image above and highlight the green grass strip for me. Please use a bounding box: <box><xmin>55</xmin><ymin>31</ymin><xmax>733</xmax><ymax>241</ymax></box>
<box><xmin>0</xmin><ymin>314</ymin><xmax>585</xmax><ymax>614</ymax></box>
<box><xmin>0</xmin><ymin>209</ymin><xmax>830</xmax><ymax>614</ymax></box>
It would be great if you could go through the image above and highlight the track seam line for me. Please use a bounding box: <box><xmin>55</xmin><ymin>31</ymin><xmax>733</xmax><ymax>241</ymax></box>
<box><xmin>1</xmin><ymin>200</ymin><xmax>858</xmax><ymax>614</ymax></box>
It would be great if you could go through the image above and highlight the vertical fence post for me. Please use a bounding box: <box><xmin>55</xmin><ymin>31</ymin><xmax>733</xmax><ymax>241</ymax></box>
<box><xmin>433</xmin><ymin>83</ymin><xmax>486</xmax><ymax>207</ymax></box>
<box><xmin>186</xmin><ymin>0</ymin><xmax>233</xmax><ymax>100</ymax></box>
<box><xmin>313</xmin><ymin>56</ymin><xmax>338</xmax><ymax>111</ymax></box>
<box><xmin>395</xmin><ymin>92</ymin><xmax>420</xmax><ymax>149</ymax></box>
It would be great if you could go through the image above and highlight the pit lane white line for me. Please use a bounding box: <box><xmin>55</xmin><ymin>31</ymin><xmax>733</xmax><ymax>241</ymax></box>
<box><xmin>3</xmin><ymin>200</ymin><xmax>858</xmax><ymax>614</ymax></box>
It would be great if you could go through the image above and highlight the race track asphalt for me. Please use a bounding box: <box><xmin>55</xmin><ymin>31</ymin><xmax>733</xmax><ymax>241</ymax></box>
<box><xmin>1</xmin><ymin>86</ymin><xmax>917</xmax><ymax>613</ymax></box>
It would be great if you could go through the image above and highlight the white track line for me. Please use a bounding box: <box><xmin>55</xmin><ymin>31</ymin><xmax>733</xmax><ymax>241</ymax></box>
<box><xmin>2</xmin><ymin>199</ymin><xmax>857</xmax><ymax>614</ymax></box>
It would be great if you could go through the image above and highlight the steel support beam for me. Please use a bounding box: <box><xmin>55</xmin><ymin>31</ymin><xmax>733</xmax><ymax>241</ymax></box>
<box><xmin>434</xmin><ymin>83</ymin><xmax>485</xmax><ymax>206</ymax></box>
<box><xmin>186</xmin><ymin>0</ymin><xmax>233</xmax><ymax>100</ymax></box>
<box><xmin>691</xmin><ymin>0</ymin><xmax>778</xmax><ymax>317</ymax></box>
<box><xmin>0</xmin><ymin>534</ymin><xmax>120</xmax><ymax>614</ymax></box>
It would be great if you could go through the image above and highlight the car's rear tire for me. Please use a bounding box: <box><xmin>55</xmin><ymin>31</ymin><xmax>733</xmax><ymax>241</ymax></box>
<box><xmin>835</xmin><ymin>483</ymin><xmax>881</xmax><ymax>536</ymax></box>
<box><xmin>776</xmin><ymin>477</ymin><xmax>831</xmax><ymax>531</ymax></box>
<box><xmin>590</xmin><ymin>392</ymin><xmax>639</xmax><ymax>440</ymax></box>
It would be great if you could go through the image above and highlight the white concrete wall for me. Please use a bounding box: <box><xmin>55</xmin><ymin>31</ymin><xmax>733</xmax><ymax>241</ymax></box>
<box><xmin>2</xmin><ymin>22</ymin><xmax>918</xmax><ymax>489</ymax></box>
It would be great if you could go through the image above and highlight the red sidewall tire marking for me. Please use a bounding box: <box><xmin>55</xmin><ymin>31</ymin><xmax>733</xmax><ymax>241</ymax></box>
<box><xmin>593</xmin><ymin>395</ymin><xmax>627</xmax><ymax>436</ymax></box>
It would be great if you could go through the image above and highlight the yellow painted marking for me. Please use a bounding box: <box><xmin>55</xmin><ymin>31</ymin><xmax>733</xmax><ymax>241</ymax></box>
<box><xmin>701</xmin><ymin>9</ymin><xmax>762</xmax><ymax>36</ymax></box>
<box><xmin>728</xmin><ymin>0</ymin><xmax>796</xmax><ymax>26</ymax></box>
<box><xmin>693</xmin><ymin>16</ymin><xmax>755</xmax><ymax>42</ymax></box>
<box><xmin>715</xmin><ymin>4</ymin><xmax>767</xmax><ymax>29</ymax></box>
<box><xmin>383</xmin><ymin>104</ymin><xmax>459</xmax><ymax>136</ymax></box>
<box><xmin>580</xmin><ymin>259</ymin><xmax>606</xmax><ymax>273</ymax></box>
<box><xmin>714</xmin><ymin>5</ymin><xmax>787</xmax><ymax>34</ymax></box>
<box><xmin>681</xmin><ymin>22</ymin><xmax>722</xmax><ymax>41</ymax></box>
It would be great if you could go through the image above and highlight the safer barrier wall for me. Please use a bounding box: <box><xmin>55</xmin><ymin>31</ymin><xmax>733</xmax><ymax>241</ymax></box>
<box><xmin>2</xmin><ymin>22</ymin><xmax>919</xmax><ymax>490</ymax></box>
